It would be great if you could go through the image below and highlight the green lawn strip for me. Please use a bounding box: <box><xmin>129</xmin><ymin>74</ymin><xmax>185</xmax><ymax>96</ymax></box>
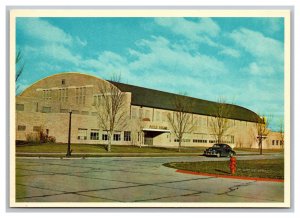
<box><xmin>163</xmin><ymin>159</ymin><xmax>284</xmax><ymax>179</ymax></box>
<box><xmin>16</xmin><ymin>143</ymin><xmax>206</xmax><ymax>154</ymax></box>
<box><xmin>234</xmin><ymin>148</ymin><xmax>284</xmax><ymax>153</ymax></box>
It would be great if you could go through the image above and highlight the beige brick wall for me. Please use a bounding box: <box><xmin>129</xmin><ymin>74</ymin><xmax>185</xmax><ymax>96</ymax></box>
<box><xmin>16</xmin><ymin>72</ymin><xmax>283</xmax><ymax>149</ymax></box>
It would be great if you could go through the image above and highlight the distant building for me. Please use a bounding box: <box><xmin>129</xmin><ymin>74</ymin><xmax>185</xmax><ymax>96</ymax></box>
<box><xmin>16</xmin><ymin>72</ymin><xmax>283</xmax><ymax>149</ymax></box>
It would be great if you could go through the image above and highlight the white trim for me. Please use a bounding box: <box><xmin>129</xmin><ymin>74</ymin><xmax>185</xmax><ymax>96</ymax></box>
<box><xmin>142</xmin><ymin>128</ymin><xmax>171</xmax><ymax>133</ymax></box>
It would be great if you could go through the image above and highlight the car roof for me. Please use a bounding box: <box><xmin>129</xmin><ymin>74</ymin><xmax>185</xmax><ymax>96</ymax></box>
<box><xmin>214</xmin><ymin>143</ymin><xmax>230</xmax><ymax>147</ymax></box>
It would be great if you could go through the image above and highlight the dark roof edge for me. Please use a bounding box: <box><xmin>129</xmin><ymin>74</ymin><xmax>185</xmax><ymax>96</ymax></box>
<box><xmin>109</xmin><ymin>80</ymin><xmax>260</xmax><ymax>122</ymax></box>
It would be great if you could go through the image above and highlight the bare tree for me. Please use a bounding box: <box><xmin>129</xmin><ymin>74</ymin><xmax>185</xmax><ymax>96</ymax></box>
<box><xmin>137</xmin><ymin>108</ymin><xmax>146</xmax><ymax>148</ymax></box>
<box><xmin>279</xmin><ymin>118</ymin><xmax>284</xmax><ymax>149</ymax></box>
<box><xmin>254</xmin><ymin>115</ymin><xmax>271</xmax><ymax>155</ymax></box>
<box><xmin>131</xmin><ymin>107</ymin><xmax>146</xmax><ymax>148</ymax></box>
<box><xmin>95</xmin><ymin>75</ymin><xmax>128</xmax><ymax>152</ymax></box>
<box><xmin>167</xmin><ymin>93</ymin><xmax>195</xmax><ymax>152</ymax></box>
<box><xmin>209</xmin><ymin>97</ymin><xmax>233</xmax><ymax>144</ymax></box>
<box><xmin>16</xmin><ymin>49</ymin><xmax>25</xmax><ymax>92</ymax></box>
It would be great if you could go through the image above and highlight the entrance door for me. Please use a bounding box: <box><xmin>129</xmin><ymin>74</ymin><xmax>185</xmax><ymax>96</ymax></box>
<box><xmin>144</xmin><ymin>131</ymin><xmax>154</xmax><ymax>146</ymax></box>
<box><xmin>144</xmin><ymin>137</ymin><xmax>153</xmax><ymax>146</ymax></box>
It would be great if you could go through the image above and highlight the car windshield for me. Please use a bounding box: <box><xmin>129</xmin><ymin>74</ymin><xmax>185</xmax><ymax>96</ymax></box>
<box><xmin>212</xmin><ymin>144</ymin><xmax>221</xmax><ymax>148</ymax></box>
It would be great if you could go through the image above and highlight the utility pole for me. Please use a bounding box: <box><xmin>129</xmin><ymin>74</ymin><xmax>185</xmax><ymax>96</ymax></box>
<box><xmin>66</xmin><ymin>111</ymin><xmax>72</xmax><ymax>157</ymax></box>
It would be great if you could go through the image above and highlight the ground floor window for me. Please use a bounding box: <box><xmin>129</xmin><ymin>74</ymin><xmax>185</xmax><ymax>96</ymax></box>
<box><xmin>18</xmin><ymin>125</ymin><xmax>26</xmax><ymax>131</ymax></box>
<box><xmin>102</xmin><ymin>134</ymin><xmax>108</xmax><ymax>141</ymax></box>
<box><xmin>90</xmin><ymin>130</ymin><xmax>99</xmax><ymax>140</ymax></box>
<box><xmin>272</xmin><ymin>140</ymin><xmax>275</xmax><ymax>145</ymax></box>
<box><xmin>193</xmin><ymin>139</ymin><xmax>207</xmax><ymax>143</ymax></box>
<box><xmin>16</xmin><ymin>104</ymin><xmax>24</xmax><ymax>111</ymax></box>
<box><xmin>230</xmin><ymin>136</ymin><xmax>235</xmax><ymax>143</ymax></box>
<box><xmin>113</xmin><ymin>133</ymin><xmax>121</xmax><ymax>141</ymax></box>
<box><xmin>78</xmin><ymin>128</ymin><xmax>87</xmax><ymax>140</ymax></box>
<box><xmin>124</xmin><ymin>131</ymin><xmax>131</xmax><ymax>141</ymax></box>
<box><xmin>174</xmin><ymin>139</ymin><xmax>190</xmax><ymax>143</ymax></box>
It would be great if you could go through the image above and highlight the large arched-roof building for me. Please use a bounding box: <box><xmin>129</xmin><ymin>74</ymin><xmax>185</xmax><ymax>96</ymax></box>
<box><xmin>16</xmin><ymin>72</ymin><xmax>282</xmax><ymax>149</ymax></box>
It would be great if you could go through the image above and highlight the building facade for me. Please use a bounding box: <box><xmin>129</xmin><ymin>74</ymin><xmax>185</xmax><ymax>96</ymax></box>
<box><xmin>16</xmin><ymin>72</ymin><xmax>283</xmax><ymax>149</ymax></box>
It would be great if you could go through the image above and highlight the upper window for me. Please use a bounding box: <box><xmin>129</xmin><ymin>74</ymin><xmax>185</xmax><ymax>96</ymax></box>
<box><xmin>62</xmin><ymin>79</ymin><xmax>66</xmax><ymax>85</ymax></box>
<box><xmin>155</xmin><ymin>111</ymin><xmax>161</xmax><ymax>121</ymax></box>
<box><xmin>93</xmin><ymin>95</ymin><xmax>102</xmax><ymax>106</ymax></box>
<box><xmin>42</xmin><ymin>106</ymin><xmax>51</xmax><ymax>113</ymax></box>
<box><xmin>43</xmin><ymin>89</ymin><xmax>52</xmax><ymax>100</ymax></box>
<box><xmin>16</xmin><ymin>104</ymin><xmax>24</xmax><ymax>111</ymax></box>
<box><xmin>76</xmin><ymin>87</ymin><xmax>86</xmax><ymax>105</ymax></box>
<box><xmin>131</xmin><ymin>108</ymin><xmax>138</xmax><ymax>119</ymax></box>
<box><xmin>59</xmin><ymin>88</ymin><xmax>68</xmax><ymax>102</ymax></box>
<box><xmin>81</xmin><ymin>111</ymin><xmax>89</xmax><ymax>115</ymax></box>
<box><xmin>60</xmin><ymin>109</ymin><xmax>68</xmax><ymax>113</ymax></box>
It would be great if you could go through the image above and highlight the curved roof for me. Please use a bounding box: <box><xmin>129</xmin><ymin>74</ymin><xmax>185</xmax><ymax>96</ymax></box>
<box><xmin>19</xmin><ymin>72</ymin><xmax>112</xmax><ymax>97</ymax></box>
<box><xmin>110</xmin><ymin>81</ymin><xmax>260</xmax><ymax>122</ymax></box>
<box><xmin>18</xmin><ymin>72</ymin><xmax>260</xmax><ymax>122</ymax></box>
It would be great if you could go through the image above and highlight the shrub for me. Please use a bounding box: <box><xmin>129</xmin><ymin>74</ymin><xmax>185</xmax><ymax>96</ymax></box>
<box><xmin>26</xmin><ymin>129</ymin><xmax>56</xmax><ymax>144</ymax></box>
<box><xmin>47</xmin><ymin>136</ymin><xmax>56</xmax><ymax>143</ymax></box>
<box><xmin>25</xmin><ymin>133</ymin><xmax>40</xmax><ymax>143</ymax></box>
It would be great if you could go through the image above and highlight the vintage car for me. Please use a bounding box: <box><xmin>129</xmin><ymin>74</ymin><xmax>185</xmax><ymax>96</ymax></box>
<box><xmin>203</xmin><ymin>143</ymin><xmax>236</xmax><ymax>157</ymax></box>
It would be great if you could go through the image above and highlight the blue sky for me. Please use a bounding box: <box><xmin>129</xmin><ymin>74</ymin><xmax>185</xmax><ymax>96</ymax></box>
<box><xmin>16</xmin><ymin>17</ymin><xmax>284</xmax><ymax>131</ymax></box>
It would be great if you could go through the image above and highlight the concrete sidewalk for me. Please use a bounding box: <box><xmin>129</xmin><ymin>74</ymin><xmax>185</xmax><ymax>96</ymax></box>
<box><xmin>15</xmin><ymin>156</ymin><xmax>284</xmax><ymax>204</ymax></box>
<box><xmin>16</xmin><ymin>150</ymin><xmax>280</xmax><ymax>158</ymax></box>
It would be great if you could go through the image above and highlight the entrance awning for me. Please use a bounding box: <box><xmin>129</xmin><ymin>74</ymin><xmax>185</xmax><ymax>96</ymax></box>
<box><xmin>143</xmin><ymin>128</ymin><xmax>171</xmax><ymax>133</ymax></box>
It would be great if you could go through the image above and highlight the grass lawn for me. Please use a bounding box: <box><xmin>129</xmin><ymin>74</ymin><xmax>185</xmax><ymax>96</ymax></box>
<box><xmin>16</xmin><ymin>143</ymin><xmax>206</xmax><ymax>154</ymax></box>
<box><xmin>234</xmin><ymin>147</ymin><xmax>284</xmax><ymax>153</ymax></box>
<box><xmin>163</xmin><ymin>159</ymin><xmax>284</xmax><ymax>179</ymax></box>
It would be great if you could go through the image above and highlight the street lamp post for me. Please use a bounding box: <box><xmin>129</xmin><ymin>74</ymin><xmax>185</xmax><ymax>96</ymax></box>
<box><xmin>66</xmin><ymin>111</ymin><xmax>72</xmax><ymax>157</ymax></box>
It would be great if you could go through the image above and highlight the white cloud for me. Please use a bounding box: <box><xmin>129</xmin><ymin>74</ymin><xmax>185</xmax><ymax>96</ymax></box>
<box><xmin>129</xmin><ymin>36</ymin><xmax>228</xmax><ymax>76</ymax></box>
<box><xmin>260</xmin><ymin>18</ymin><xmax>283</xmax><ymax>35</ymax></box>
<box><xmin>245</xmin><ymin>62</ymin><xmax>277</xmax><ymax>76</ymax></box>
<box><xmin>154</xmin><ymin>17</ymin><xmax>220</xmax><ymax>45</ymax></box>
<box><xmin>41</xmin><ymin>43</ymin><xmax>82</xmax><ymax>64</ymax></box>
<box><xmin>76</xmin><ymin>36</ymin><xmax>87</xmax><ymax>47</ymax></box>
<box><xmin>229</xmin><ymin>28</ymin><xmax>284</xmax><ymax>76</ymax></box>
<box><xmin>218</xmin><ymin>47</ymin><xmax>240</xmax><ymax>58</ymax></box>
<box><xmin>229</xmin><ymin>28</ymin><xmax>283</xmax><ymax>63</ymax></box>
<box><xmin>17</xmin><ymin>18</ymin><xmax>73</xmax><ymax>45</ymax></box>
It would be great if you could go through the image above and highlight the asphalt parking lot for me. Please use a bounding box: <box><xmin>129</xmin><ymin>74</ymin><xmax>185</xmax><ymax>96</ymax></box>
<box><xmin>15</xmin><ymin>154</ymin><xmax>284</xmax><ymax>204</ymax></box>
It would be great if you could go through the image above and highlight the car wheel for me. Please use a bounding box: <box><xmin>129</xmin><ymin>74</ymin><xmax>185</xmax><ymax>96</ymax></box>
<box><xmin>216</xmin><ymin>153</ymin><xmax>220</xmax><ymax>158</ymax></box>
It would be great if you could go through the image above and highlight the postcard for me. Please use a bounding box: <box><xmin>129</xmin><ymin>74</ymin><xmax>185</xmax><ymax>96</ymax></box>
<box><xmin>10</xmin><ymin>8</ymin><xmax>291</xmax><ymax>208</ymax></box>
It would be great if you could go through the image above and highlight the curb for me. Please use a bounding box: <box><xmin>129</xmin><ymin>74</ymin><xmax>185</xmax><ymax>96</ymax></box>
<box><xmin>176</xmin><ymin>169</ymin><xmax>284</xmax><ymax>183</ymax></box>
<box><xmin>16</xmin><ymin>152</ymin><xmax>202</xmax><ymax>158</ymax></box>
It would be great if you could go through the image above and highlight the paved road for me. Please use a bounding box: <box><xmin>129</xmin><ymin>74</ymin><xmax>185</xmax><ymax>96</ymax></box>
<box><xmin>15</xmin><ymin>154</ymin><xmax>284</xmax><ymax>203</ymax></box>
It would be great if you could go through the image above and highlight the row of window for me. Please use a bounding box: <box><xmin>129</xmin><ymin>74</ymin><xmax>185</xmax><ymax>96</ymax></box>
<box><xmin>42</xmin><ymin>87</ymin><xmax>88</xmax><ymax>105</ymax></box>
<box><xmin>17</xmin><ymin>104</ymin><xmax>98</xmax><ymax>116</ymax></box>
<box><xmin>131</xmin><ymin>107</ymin><xmax>250</xmax><ymax>128</ymax></box>
<box><xmin>272</xmin><ymin>140</ymin><xmax>283</xmax><ymax>146</ymax></box>
<box><xmin>174</xmin><ymin>139</ymin><xmax>191</xmax><ymax>143</ymax></box>
<box><xmin>193</xmin><ymin>139</ymin><xmax>208</xmax><ymax>143</ymax></box>
<box><xmin>17</xmin><ymin>125</ymin><xmax>41</xmax><ymax>132</ymax></box>
<box><xmin>174</xmin><ymin>138</ymin><xmax>235</xmax><ymax>144</ymax></box>
<box><xmin>77</xmin><ymin>129</ymin><xmax>132</xmax><ymax>142</ymax></box>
